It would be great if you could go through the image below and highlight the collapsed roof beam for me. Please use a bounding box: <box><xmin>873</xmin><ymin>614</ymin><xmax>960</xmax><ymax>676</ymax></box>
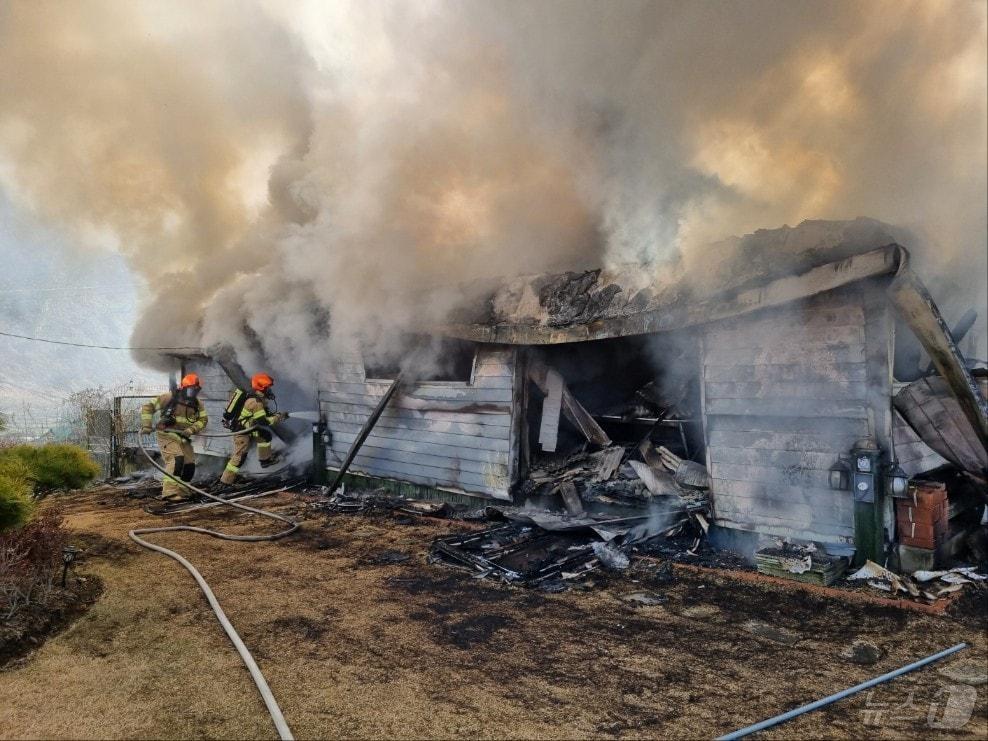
<box><xmin>888</xmin><ymin>258</ymin><xmax>988</xmax><ymax>452</ymax></box>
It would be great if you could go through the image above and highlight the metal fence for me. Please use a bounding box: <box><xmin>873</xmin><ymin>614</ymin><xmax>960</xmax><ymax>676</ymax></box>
<box><xmin>0</xmin><ymin>383</ymin><xmax>169</xmax><ymax>480</ymax></box>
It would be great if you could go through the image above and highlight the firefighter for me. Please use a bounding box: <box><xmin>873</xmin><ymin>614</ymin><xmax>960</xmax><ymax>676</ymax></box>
<box><xmin>141</xmin><ymin>373</ymin><xmax>208</xmax><ymax>503</ymax></box>
<box><xmin>219</xmin><ymin>372</ymin><xmax>288</xmax><ymax>486</ymax></box>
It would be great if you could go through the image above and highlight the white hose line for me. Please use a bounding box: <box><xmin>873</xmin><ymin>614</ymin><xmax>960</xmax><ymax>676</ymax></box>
<box><xmin>192</xmin><ymin>424</ymin><xmax>267</xmax><ymax>438</ymax></box>
<box><xmin>130</xmin><ymin>434</ymin><xmax>297</xmax><ymax>740</ymax></box>
<box><xmin>166</xmin><ymin>485</ymin><xmax>292</xmax><ymax>514</ymax></box>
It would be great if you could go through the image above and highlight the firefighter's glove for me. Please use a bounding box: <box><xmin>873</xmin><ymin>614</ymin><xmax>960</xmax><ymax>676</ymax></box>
<box><xmin>274</xmin><ymin>412</ymin><xmax>289</xmax><ymax>423</ymax></box>
<box><xmin>141</xmin><ymin>426</ymin><xmax>152</xmax><ymax>435</ymax></box>
<box><xmin>178</xmin><ymin>429</ymin><xmax>194</xmax><ymax>440</ymax></box>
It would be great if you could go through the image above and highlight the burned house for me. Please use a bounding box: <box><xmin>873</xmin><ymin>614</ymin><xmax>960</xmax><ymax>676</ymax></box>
<box><xmin>316</xmin><ymin>219</ymin><xmax>987</xmax><ymax>568</ymax></box>
<box><xmin>120</xmin><ymin>219</ymin><xmax>985</xmax><ymax>570</ymax></box>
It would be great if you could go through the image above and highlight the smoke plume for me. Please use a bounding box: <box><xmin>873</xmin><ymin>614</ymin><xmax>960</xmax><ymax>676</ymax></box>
<box><xmin>0</xmin><ymin>0</ymin><xmax>985</xmax><ymax>386</ymax></box>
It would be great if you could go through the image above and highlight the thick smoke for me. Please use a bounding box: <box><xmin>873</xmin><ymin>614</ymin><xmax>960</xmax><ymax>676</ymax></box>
<box><xmin>0</xmin><ymin>0</ymin><xmax>985</xmax><ymax>387</ymax></box>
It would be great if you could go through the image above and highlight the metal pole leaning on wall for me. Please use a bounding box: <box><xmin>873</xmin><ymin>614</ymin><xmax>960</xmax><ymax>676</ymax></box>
<box><xmin>716</xmin><ymin>643</ymin><xmax>968</xmax><ymax>740</ymax></box>
<box><xmin>327</xmin><ymin>374</ymin><xmax>403</xmax><ymax>495</ymax></box>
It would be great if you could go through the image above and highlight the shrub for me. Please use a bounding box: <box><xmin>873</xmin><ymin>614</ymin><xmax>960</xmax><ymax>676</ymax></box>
<box><xmin>0</xmin><ymin>453</ymin><xmax>32</xmax><ymax>483</ymax></box>
<box><xmin>0</xmin><ymin>509</ymin><xmax>67</xmax><ymax>619</ymax></box>
<box><xmin>0</xmin><ymin>470</ymin><xmax>34</xmax><ymax>531</ymax></box>
<box><xmin>0</xmin><ymin>444</ymin><xmax>101</xmax><ymax>494</ymax></box>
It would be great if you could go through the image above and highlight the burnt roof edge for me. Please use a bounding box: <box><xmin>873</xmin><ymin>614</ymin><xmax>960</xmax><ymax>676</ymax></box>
<box><xmin>441</xmin><ymin>244</ymin><xmax>903</xmax><ymax>345</ymax></box>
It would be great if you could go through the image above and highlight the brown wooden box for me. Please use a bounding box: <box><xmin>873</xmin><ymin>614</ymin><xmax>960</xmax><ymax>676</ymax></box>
<box><xmin>907</xmin><ymin>482</ymin><xmax>947</xmax><ymax>509</ymax></box>
<box><xmin>896</xmin><ymin>499</ymin><xmax>947</xmax><ymax>526</ymax></box>
<box><xmin>898</xmin><ymin>518</ymin><xmax>949</xmax><ymax>549</ymax></box>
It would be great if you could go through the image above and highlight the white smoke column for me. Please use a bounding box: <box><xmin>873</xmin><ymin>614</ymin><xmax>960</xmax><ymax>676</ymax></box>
<box><xmin>0</xmin><ymin>0</ymin><xmax>984</xmax><ymax>391</ymax></box>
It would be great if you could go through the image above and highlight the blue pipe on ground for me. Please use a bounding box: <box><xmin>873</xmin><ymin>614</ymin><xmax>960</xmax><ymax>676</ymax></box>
<box><xmin>717</xmin><ymin>642</ymin><xmax>968</xmax><ymax>740</ymax></box>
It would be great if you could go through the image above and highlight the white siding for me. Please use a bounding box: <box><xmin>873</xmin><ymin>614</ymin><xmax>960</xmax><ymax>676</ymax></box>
<box><xmin>701</xmin><ymin>286</ymin><xmax>883</xmax><ymax>545</ymax></box>
<box><xmin>318</xmin><ymin>346</ymin><xmax>517</xmax><ymax>499</ymax></box>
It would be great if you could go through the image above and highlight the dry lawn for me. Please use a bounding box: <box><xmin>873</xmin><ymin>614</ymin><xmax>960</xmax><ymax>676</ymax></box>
<box><xmin>0</xmin><ymin>489</ymin><xmax>985</xmax><ymax>740</ymax></box>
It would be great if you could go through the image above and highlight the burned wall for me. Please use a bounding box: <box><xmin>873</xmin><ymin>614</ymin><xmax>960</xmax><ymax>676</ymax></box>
<box><xmin>700</xmin><ymin>285</ymin><xmax>889</xmax><ymax>546</ymax></box>
<box><xmin>318</xmin><ymin>346</ymin><xmax>517</xmax><ymax>499</ymax></box>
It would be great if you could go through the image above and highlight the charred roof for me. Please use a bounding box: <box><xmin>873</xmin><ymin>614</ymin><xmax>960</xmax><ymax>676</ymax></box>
<box><xmin>443</xmin><ymin>218</ymin><xmax>910</xmax><ymax>345</ymax></box>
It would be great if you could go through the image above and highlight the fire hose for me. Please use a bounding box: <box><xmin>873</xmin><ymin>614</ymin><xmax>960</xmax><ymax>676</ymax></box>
<box><xmin>130</xmin><ymin>426</ymin><xmax>298</xmax><ymax>740</ymax></box>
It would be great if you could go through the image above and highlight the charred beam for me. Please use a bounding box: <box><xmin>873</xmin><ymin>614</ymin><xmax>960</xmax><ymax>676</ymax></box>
<box><xmin>888</xmin><ymin>261</ymin><xmax>988</xmax><ymax>452</ymax></box>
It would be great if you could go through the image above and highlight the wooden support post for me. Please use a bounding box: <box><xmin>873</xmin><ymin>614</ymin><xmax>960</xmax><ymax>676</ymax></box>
<box><xmin>511</xmin><ymin>348</ymin><xmax>530</xmax><ymax>483</ymax></box>
<box><xmin>311</xmin><ymin>414</ymin><xmax>328</xmax><ymax>486</ymax></box>
<box><xmin>110</xmin><ymin>396</ymin><xmax>121</xmax><ymax>478</ymax></box>
<box><xmin>857</xmin><ymin>281</ymin><xmax>894</xmax><ymax>565</ymax></box>
<box><xmin>538</xmin><ymin>367</ymin><xmax>563</xmax><ymax>452</ymax></box>
<box><xmin>527</xmin><ymin>358</ymin><xmax>612</xmax><ymax>448</ymax></box>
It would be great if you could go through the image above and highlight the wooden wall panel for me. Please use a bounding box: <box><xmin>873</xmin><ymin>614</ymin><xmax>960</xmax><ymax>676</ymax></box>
<box><xmin>319</xmin><ymin>345</ymin><xmax>517</xmax><ymax>499</ymax></box>
<box><xmin>701</xmin><ymin>286</ymin><xmax>883</xmax><ymax>545</ymax></box>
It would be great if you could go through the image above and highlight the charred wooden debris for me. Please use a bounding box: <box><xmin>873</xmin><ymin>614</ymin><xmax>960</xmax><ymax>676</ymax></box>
<box><xmin>312</xmin><ymin>367</ymin><xmax>716</xmax><ymax>591</ymax></box>
<box><xmin>426</xmin><ymin>507</ymin><xmax>705</xmax><ymax>593</ymax></box>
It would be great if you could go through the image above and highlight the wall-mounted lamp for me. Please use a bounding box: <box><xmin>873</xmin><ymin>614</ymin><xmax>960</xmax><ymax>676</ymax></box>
<box><xmin>829</xmin><ymin>458</ymin><xmax>850</xmax><ymax>490</ymax></box>
<box><xmin>885</xmin><ymin>462</ymin><xmax>910</xmax><ymax>497</ymax></box>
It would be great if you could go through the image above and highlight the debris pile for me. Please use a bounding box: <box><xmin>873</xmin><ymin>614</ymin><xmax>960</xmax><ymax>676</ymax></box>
<box><xmin>848</xmin><ymin>559</ymin><xmax>987</xmax><ymax>603</ymax></box>
<box><xmin>755</xmin><ymin>541</ymin><xmax>848</xmax><ymax>586</ymax></box>
<box><xmin>428</xmin><ymin>502</ymin><xmax>712</xmax><ymax>590</ymax></box>
<box><xmin>312</xmin><ymin>488</ymin><xmax>455</xmax><ymax>518</ymax></box>
<box><xmin>429</xmin><ymin>521</ymin><xmax>614</xmax><ymax>591</ymax></box>
<box><xmin>519</xmin><ymin>438</ymin><xmax>710</xmax><ymax>529</ymax></box>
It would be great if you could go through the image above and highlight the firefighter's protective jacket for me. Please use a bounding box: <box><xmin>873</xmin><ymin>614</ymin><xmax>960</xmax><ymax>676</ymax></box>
<box><xmin>141</xmin><ymin>391</ymin><xmax>208</xmax><ymax>435</ymax></box>
<box><xmin>239</xmin><ymin>394</ymin><xmax>280</xmax><ymax>430</ymax></box>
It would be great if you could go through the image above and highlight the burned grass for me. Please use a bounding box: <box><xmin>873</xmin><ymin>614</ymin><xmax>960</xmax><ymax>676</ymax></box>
<box><xmin>0</xmin><ymin>490</ymin><xmax>985</xmax><ymax>740</ymax></box>
<box><xmin>71</xmin><ymin>530</ymin><xmax>137</xmax><ymax>562</ymax></box>
<box><xmin>947</xmin><ymin>585</ymin><xmax>988</xmax><ymax>630</ymax></box>
<box><xmin>0</xmin><ymin>575</ymin><xmax>103</xmax><ymax>670</ymax></box>
<box><xmin>268</xmin><ymin>614</ymin><xmax>328</xmax><ymax>642</ymax></box>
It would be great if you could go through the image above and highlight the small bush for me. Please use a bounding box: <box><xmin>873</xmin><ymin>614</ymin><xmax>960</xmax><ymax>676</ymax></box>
<box><xmin>0</xmin><ymin>444</ymin><xmax>101</xmax><ymax>494</ymax></box>
<box><xmin>0</xmin><ymin>509</ymin><xmax>67</xmax><ymax>619</ymax></box>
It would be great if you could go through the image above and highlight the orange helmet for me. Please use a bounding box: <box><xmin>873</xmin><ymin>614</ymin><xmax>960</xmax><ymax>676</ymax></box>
<box><xmin>179</xmin><ymin>373</ymin><xmax>201</xmax><ymax>389</ymax></box>
<box><xmin>251</xmin><ymin>373</ymin><xmax>274</xmax><ymax>392</ymax></box>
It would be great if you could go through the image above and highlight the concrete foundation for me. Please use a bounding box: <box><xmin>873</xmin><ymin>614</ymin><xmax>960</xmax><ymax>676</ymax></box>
<box><xmin>897</xmin><ymin>542</ymin><xmax>937</xmax><ymax>572</ymax></box>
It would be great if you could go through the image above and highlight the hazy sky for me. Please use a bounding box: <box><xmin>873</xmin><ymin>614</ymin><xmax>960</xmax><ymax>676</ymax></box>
<box><xmin>0</xmin><ymin>196</ymin><xmax>160</xmax><ymax>430</ymax></box>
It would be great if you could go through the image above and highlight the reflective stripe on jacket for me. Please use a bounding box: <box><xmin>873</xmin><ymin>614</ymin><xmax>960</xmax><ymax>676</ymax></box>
<box><xmin>238</xmin><ymin>395</ymin><xmax>278</xmax><ymax>430</ymax></box>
